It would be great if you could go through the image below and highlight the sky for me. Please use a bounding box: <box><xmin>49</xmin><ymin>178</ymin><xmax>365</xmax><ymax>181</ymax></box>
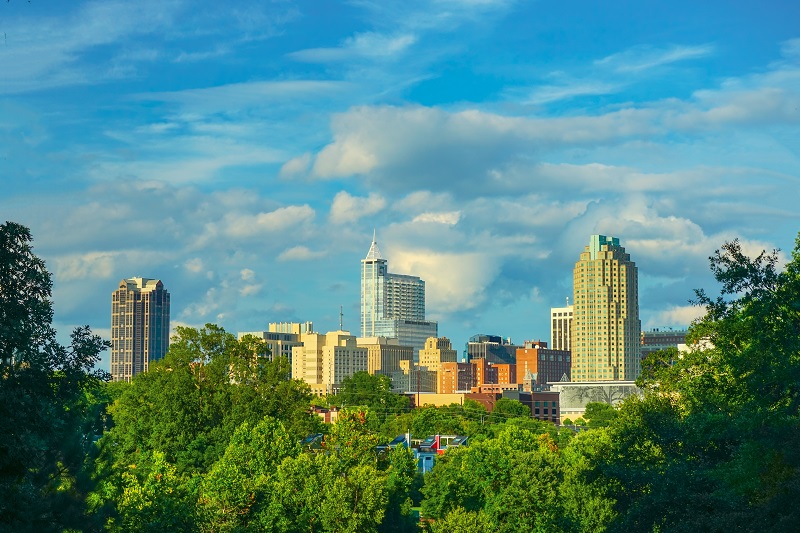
<box><xmin>2</xmin><ymin>0</ymin><xmax>799</xmax><ymax>369</ymax></box>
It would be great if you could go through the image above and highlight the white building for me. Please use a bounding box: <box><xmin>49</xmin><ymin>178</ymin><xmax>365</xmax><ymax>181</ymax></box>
<box><xmin>360</xmin><ymin>234</ymin><xmax>437</xmax><ymax>356</ymax></box>
<box><xmin>550</xmin><ymin>303</ymin><xmax>573</xmax><ymax>352</ymax></box>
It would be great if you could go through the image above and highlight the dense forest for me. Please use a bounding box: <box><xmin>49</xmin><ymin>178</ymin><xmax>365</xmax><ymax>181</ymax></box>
<box><xmin>2</xmin><ymin>220</ymin><xmax>800</xmax><ymax>532</ymax></box>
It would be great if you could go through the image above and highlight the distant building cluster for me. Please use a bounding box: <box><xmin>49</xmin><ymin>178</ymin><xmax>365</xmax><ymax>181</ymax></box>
<box><xmin>109</xmin><ymin>234</ymin><xmax>690</xmax><ymax>422</ymax></box>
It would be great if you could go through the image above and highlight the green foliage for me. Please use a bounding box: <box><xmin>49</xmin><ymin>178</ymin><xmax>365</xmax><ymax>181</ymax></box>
<box><xmin>425</xmin><ymin>507</ymin><xmax>492</xmax><ymax>533</ymax></box>
<box><xmin>111</xmin><ymin>451</ymin><xmax>196</xmax><ymax>533</ymax></box>
<box><xmin>0</xmin><ymin>222</ymin><xmax>110</xmax><ymax>532</ymax></box>
<box><xmin>420</xmin><ymin>425</ymin><xmax>561</xmax><ymax>525</ymax></box>
<box><xmin>198</xmin><ymin>417</ymin><xmax>299</xmax><ymax>532</ymax></box>
<box><xmin>265</xmin><ymin>411</ymin><xmax>390</xmax><ymax>533</ymax></box>
<box><xmin>583</xmin><ymin>402</ymin><xmax>619</xmax><ymax>428</ymax></box>
<box><xmin>334</xmin><ymin>371</ymin><xmax>410</xmax><ymax>418</ymax></box>
<box><xmin>104</xmin><ymin>325</ymin><xmax>319</xmax><ymax>476</ymax></box>
<box><xmin>488</xmin><ymin>397</ymin><xmax>531</xmax><ymax>423</ymax></box>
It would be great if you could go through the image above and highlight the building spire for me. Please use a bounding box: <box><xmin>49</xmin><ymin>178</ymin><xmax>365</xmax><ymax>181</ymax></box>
<box><xmin>364</xmin><ymin>229</ymin><xmax>383</xmax><ymax>261</ymax></box>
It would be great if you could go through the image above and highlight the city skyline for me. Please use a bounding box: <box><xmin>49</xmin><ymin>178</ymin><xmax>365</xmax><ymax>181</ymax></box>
<box><xmin>2</xmin><ymin>1</ymin><xmax>799</xmax><ymax>372</ymax></box>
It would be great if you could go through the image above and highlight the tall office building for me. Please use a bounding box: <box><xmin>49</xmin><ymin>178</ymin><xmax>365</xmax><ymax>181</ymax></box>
<box><xmin>360</xmin><ymin>234</ymin><xmax>437</xmax><ymax>355</ymax></box>
<box><xmin>111</xmin><ymin>277</ymin><xmax>170</xmax><ymax>382</ymax></box>
<box><xmin>550</xmin><ymin>303</ymin><xmax>573</xmax><ymax>352</ymax></box>
<box><xmin>571</xmin><ymin>235</ymin><xmax>641</xmax><ymax>381</ymax></box>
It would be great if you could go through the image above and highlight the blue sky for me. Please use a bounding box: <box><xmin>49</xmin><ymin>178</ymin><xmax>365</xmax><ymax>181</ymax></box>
<box><xmin>2</xmin><ymin>0</ymin><xmax>799</xmax><ymax>369</ymax></box>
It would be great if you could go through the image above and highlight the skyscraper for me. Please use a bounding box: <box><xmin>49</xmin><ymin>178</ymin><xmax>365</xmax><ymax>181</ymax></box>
<box><xmin>360</xmin><ymin>234</ymin><xmax>437</xmax><ymax>355</ymax></box>
<box><xmin>110</xmin><ymin>277</ymin><xmax>170</xmax><ymax>382</ymax></box>
<box><xmin>571</xmin><ymin>235</ymin><xmax>641</xmax><ymax>381</ymax></box>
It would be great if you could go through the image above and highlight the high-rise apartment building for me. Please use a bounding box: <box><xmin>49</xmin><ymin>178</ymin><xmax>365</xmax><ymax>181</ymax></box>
<box><xmin>360</xmin><ymin>235</ymin><xmax>437</xmax><ymax>355</ymax></box>
<box><xmin>550</xmin><ymin>304</ymin><xmax>573</xmax><ymax>352</ymax></box>
<box><xmin>571</xmin><ymin>235</ymin><xmax>641</xmax><ymax>381</ymax></box>
<box><xmin>110</xmin><ymin>277</ymin><xmax>170</xmax><ymax>382</ymax></box>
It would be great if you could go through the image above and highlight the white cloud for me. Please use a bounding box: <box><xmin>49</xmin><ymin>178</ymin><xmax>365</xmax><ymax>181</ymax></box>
<box><xmin>185</xmin><ymin>258</ymin><xmax>204</xmax><ymax>273</ymax></box>
<box><xmin>411</xmin><ymin>211</ymin><xmax>461</xmax><ymax>225</ymax></box>
<box><xmin>329</xmin><ymin>191</ymin><xmax>386</xmax><ymax>224</ymax></box>
<box><xmin>596</xmin><ymin>44</ymin><xmax>714</xmax><ymax>73</ymax></box>
<box><xmin>280</xmin><ymin>153</ymin><xmax>313</xmax><ymax>178</ymax></box>
<box><xmin>240</xmin><ymin>268</ymin><xmax>255</xmax><ymax>281</ymax></box>
<box><xmin>646</xmin><ymin>305</ymin><xmax>707</xmax><ymax>329</ymax></box>
<box><xmin>290</xmin><ymin>32</ymin><xmax>417</xmax><ymax>63</ymax></box>
<box><xmin>53</xmin><ymin>252</ymin><xmax>118</xmax><ymax>282</ymax></box>
<box><xmin>222</xmin><ymin>205</ymin><xmax>316</xmax><ymax>238</ymax></box>
<box><xmin>277</xmin><ymin>246</ymin><xmax>326</xmax><ymax>262</ymax></box>
<box><xmin>391</xmin><ymin>249</ymin><xmax>501</xmax><ymax>313</ymax></box>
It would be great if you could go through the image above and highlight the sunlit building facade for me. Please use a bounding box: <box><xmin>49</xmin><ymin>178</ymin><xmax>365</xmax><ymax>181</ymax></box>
<box><xmin>571</xmin><ymin>235</ymin><xmax>641</xmax><ymax>381</ymax></box>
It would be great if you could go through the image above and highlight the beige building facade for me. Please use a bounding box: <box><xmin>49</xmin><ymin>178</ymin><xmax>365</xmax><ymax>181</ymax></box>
<box><xmin>419</xmin><ymin>337</ymin><xmax>458</xmax><ymax>372</ymax></box>
<box><xmin>357</xmin><ymin>336</ymin><xmax>413</xmax><ymax>376</ymax></box>
<box><xmin>571</xmin><ymin>235</ymin><xmax>641</xmax><ymax>381</ymax></box>
<box><xmin>291</xmin><ymin>330</ymin><xmax>368</xmax><ymax>395</ymax></box>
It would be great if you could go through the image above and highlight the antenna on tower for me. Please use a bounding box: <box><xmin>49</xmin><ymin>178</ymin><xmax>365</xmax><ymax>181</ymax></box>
<box><xmin>339</xmin><ymin>305</ymin><xmax>344</xmax><ymax>331</ymax></box>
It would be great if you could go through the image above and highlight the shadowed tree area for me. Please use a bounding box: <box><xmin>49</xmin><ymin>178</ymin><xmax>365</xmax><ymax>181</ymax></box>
<box><xmin>0</xmin><ymin>222</ymin><xmax>110</xmax><ymax>532</ymax></box>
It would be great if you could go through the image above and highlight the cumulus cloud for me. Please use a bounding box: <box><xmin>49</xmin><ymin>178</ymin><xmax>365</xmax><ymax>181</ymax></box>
<box><xmin>391</xmin><ymin>249</ymin><xmax>501</xmax><ymax>313</ymax></box>
<box><xmin>646</xmin><ymin>305</ymin><xmax>707</xmax><ymax>329</ymax></box>
<box><xmin>329</xmin><ymin>191</ymin><xmax>386</xmax><ymax>224</ymax></box>
<box><xmin>185</xmin><ymin>258</ymin><xmax>205</xmax><ymax>273</ymax></box>
<box><xmin>280</xmin><ymin>152</ymin><xmax>313</xmax><ymax>177</ymax></box>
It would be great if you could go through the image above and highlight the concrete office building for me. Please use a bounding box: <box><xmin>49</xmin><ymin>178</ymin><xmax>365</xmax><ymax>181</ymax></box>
<box><xmin>237</xmin><ymin>322</ymin><xmax>313</xmax><ymax>363</ymax></box>
<box><xmin>640</xmin><ymin>328</ymin><xmax>688</xmax><ymax>359</ymax></box>
<box><xmin>357</xmin><ymin>336</ymin><xmax>413</xmax><ymax>376</ymax></box>
<box><xmin>571</xmin><ymin>235</ymin><xmax>641</xmax><ymax>381</ymax></box>
<box><xmin>465</xmin><ymin>334</ymin><xmax>520</xmax><ymax>364</ymax></box>
<box><xmin>110</xmin><ymin>277</ymin><xmax>170</xmax><ymax>382</ymax></box>
<box><xmin>291</xmin><ymin>330</ymin><xmax>368</xmax><ymax>395</ymax></box>
<box><xmin>516</xmin><ymin>340</ymin><xmax>571</xmax><ymax>386</ymax></box>
<box><xmin>361</xmin><ymin>234</ymin><xmax>437</xmax><ymax>356</ymax></box>
<box><xmin>550</xmin><ymin>304</ymin><xmax>573</xmax><ymax>352</ymax></box>
<box><xmin>419</xmin><ymin>337</ymin><xmax>458</xmax><ymax>372</ymax></box>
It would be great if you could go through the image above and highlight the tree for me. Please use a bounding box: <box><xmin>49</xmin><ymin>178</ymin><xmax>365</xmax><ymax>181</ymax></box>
<box><xmin>104</xmin><ymin>325</ymin><xmax>319</xmax><ymax>476</ymax></box>
<box><xmin>582</xmin><ymin>402</ymin><xmax>619</xmax><ymax>428</ymax></box>
<box><xmin>265</xmin><ymin>410</ymin><xmax>390</xmax><ymax>532</ymax></box>
<box><xmin>488</xmin><ymin>397</ymin><xmax>531</xmax><ymax>423</ymax></box>
<box><xmin>333</xmin><ymin>371</ymin><xmax>410</xmax><ymax>422</ymax></box>
<box><xmin>110</xmin><ymin>451</ymin><xmax>196</xmax><ymax>533</ymax></box>
<box><xmin>602</xmin><ymin>234</ymin><xmax>800</xmax><ymax>532</ymax></box>
<box><xmin>0</xmin><ymin>222</ymin><xmax>110</xmax><ymax>532</ymax></box>
<box><xmin>198</xmin><ymin>417</ymin><xmax>299</xmax><ymax>532</ymax></box>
